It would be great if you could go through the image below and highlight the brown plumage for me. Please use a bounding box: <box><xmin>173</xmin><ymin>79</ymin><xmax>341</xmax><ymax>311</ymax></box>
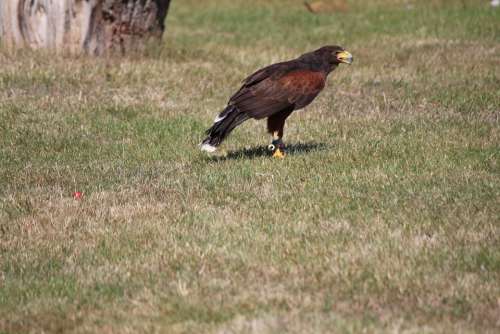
<box><xmin>201</xmin><ymin>45</ymin><xmax>353</xmax><ymax>156</ymax></box>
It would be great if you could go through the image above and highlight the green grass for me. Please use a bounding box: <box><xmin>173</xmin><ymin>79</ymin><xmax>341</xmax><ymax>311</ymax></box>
<box><xmin>1</xmin><ymin>0</ymin><xmax>499</xmax><ymax>332</ymax></box>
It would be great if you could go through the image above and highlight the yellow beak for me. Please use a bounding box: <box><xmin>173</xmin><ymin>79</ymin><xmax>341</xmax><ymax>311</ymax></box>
<box><xmin>337</xmin><ymin>50</ymin><xmax>353</xmax><ymax>64</ymax></box>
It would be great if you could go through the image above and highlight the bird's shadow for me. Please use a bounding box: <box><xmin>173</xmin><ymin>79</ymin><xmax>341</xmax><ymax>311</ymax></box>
<box><xmin>208</xmin><ymin>142</ymin><xmax>328</xmax><ymax>161</ymax></box>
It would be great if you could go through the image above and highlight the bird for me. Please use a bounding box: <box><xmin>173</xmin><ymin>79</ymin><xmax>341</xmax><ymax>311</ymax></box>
<box><xmin>200</xmin><ymin>45</ymin><xmax>353</xmax><ymax>158</ymax></box>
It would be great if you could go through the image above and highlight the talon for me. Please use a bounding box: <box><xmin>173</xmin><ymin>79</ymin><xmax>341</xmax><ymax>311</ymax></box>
<box><xmin>272</xmin><ymin>148</ymin><xmax>286</xmax><ymax>158</ymax></box>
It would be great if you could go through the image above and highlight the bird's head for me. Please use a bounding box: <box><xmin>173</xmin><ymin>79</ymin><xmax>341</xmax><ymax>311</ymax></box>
<box><xmin>314</xmin><ymin>45</ymin><xmax>353</xmax><ymax>65</ymax></box>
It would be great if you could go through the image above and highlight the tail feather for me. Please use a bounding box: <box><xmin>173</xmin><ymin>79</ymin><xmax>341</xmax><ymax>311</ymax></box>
<box><xmin>201</xmin><ymin>105</ymin><xmax>249</xmax><ymax>151</ymax></box>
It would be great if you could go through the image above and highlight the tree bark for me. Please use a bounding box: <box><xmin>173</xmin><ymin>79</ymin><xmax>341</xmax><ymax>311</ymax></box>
<box><xmin>0</xmin><ymin>0</ymin><xmax>171</xmax><ymax>55</ymax></box>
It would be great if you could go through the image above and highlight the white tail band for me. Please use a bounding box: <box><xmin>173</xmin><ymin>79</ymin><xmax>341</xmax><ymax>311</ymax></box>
<box><xmin>200</xmin><ymin>143</ymin><xmax>217</xmax><ymax>152</ymax></box>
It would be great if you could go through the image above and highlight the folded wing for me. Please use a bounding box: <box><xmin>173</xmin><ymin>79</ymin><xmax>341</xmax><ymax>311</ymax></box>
<box><xmin>229</xmin><ymin>63</ymin><xmax>327</xmax><ymax>119</ymax></box>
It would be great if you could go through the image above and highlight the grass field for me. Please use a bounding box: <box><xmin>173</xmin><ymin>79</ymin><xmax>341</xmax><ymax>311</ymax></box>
<box><xmin>1</xmin><ymin>0</ymin><xmax>499</xmax><ymax>332</ymax></box>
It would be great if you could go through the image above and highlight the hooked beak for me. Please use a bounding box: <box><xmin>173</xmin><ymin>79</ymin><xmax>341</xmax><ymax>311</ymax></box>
<box><xmin>337</xmin><ymin>50</ymin><xmax>353</xmax><ymax>64</ymax></box>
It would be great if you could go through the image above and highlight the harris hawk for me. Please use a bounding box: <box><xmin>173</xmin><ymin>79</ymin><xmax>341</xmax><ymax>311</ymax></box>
<box><xmin>201</xmin><ymin>45</ymin><xmax>353</xmax><ymax>157</ymax></box>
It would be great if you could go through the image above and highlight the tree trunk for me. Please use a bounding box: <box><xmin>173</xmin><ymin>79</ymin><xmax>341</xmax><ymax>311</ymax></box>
<box><xmin>0</xmin><ymin>0</ymin><xmax>171</xmax><ymax>55</ymax></box>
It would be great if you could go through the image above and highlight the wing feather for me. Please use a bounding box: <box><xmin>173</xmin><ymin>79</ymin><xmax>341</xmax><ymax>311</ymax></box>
<box><xmin>229</xmin><ymin>64</ymin><xmax>327</xmax><ymax>119</ymax></box>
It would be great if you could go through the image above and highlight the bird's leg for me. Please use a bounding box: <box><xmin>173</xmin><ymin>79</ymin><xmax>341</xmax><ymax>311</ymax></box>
<box><xmin>268</xmin><ymin>131</ymin><xmax>285</xmax><ymax>158</ymax></box>
<box><xmin>267</xmin><ymin>110</ymin><xmax>291</xmax><ymax>158</ymax></box>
